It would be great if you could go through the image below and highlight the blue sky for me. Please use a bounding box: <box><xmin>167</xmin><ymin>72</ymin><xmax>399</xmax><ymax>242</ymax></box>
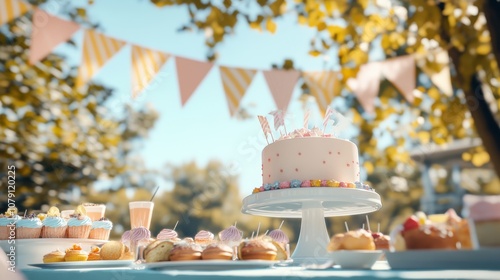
<box><xmin>47</xmin><ymin>0</ymin><xmax>347</xmax><ymax>194</ymax></box>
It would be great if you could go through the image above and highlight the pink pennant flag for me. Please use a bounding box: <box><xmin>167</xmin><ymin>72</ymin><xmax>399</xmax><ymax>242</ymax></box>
<box><xmin>175</xmin><ymin>56</ymin><xmax>213</xmax><ymax>106</ymax></box>
<box><xmin>29</xmin><ymin>9</ymin><xmax>80</xmax><ymax>65</ymax></box>
<box><xmin>347</xmin><ymin>62</ymin><xmax>382</xmax><ymax>113</ymax></box>
<box><xmin>269</xmin><ymin>110</ymin><xmax>285</xmax><ymax>131</ymax></box>
<box><xmin>381</xmin><ymin>55</ymin><xmax>416</xmax><ymax>103</ymax></box>
<box><xmin>263</xmin><ymin>69</ymin><xmax>300</xmax><ymax>111</ymax></box>
<box><xmin>323</xmin><ymin>106</ymin><xmax>333</xmax><ymax>131</ymax></box>
<box><xmin>257</xmin><ymin>115</ymin><xmax>274</xmax><ymax>144</ymax></box>
<box><xmin>303</xmin><ymin>109</ymin><xmax>310</xmax><ymax>129</ymax></box>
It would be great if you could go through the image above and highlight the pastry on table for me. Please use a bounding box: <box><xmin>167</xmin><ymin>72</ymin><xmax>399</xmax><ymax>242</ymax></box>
<box><xmin>41</xmin><ymin>206</ymin><xmax>67</xmax><ymax>238</ymax></box>
<box><xmin>238</xmin><ymin>238</ymin><xmax>277</xmax><ymax>260</ymax></box>
<box><xmin>89</xmin><ymin>217</ymin><xmax>113</xmax><ymax>240</ymax></box>
<box><xmin>327</xmin><ymin>229</ymin><xmax>376</xmax><ymax>251</ymax></box>
<box><xmin>67</xmin><ymin>205</ymin><xmax>92</xmax><ymax>239</ymax></box>
<box><xmin>15</xmin><ymin>213</ymin><xmax>42</xmax><ymax>239</ymax></box>
<box><xmin>143</xmin><ymin>240</ymin><xmax>175</xmax><ymax>262</ymax></box>
<box><xmin>156</xmin><ymin>228</ymin><xmax>180</xmax><ymax>242</ymax></box>
<box><xmin>218</xmin><ymin>225</ymin><xmax>243</xmax><ymax>248</ymax></box>
<box><xmin>100</xmin><ymin>241</ymin><xmax>125</xmax><ymax>260</ymax></box>
<box><xmin>201</xmin><ymin>243</ymin><xmax>233</xmax><ymax>260</ymax></box>
<box><xmin>64</xmin><ymin>244</ymin><xmax>88</xmax><ymax>262</ymax></box>
<box><xmin>169</xmin><ymin>241</ymin><xmax>203</xmax><ymax>261</ymax></box>
<box><xmin>393</xmin><ymin>212</ymin><xmax>459</xmax><ymax>250</ymax></box>
<box><xmin>371</xmin><ymin>232</ymin><xmax>390</xmax><ymax>250</ymax></box>
<box><xmin>43</xmin><ymin>250</ymin><xmax>66</xmax><ymax>263</ymax></box>
<box><xmin>268</xmin><ymin>228</ymin><xmax>290</xmax><ymax>260</ymax></box>
<box><xmin>87</xmin><ymin>246</ymin><xmax>101</xmax><ymax>261</ymax></box>
<box><xmin>194</xmin><ymin>230</ymin><xmax>215</xmax><ymax>246</ymax></box>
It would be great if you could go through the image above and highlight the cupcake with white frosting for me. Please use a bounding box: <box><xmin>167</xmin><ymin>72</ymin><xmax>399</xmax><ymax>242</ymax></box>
<box><xmin>89</xmin><ymin>217</ymin><xmax>113</xmax><ymax>240</ymax></box>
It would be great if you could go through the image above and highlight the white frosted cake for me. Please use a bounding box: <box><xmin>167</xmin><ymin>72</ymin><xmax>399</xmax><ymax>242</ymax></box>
<box><xmin>253</xmin><ymin>128</ymin><xmax>373</xmax><ymax>193</ymax></box>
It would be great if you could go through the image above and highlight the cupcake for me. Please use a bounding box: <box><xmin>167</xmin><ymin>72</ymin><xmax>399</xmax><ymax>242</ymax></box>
<box><xmin>0</xmin><ymin>207</ymin><xmax>21</xmax><ymax>240</ymax></box>
<box><xmin>16</xmin><ymin>213</ymin><xmax>43</xmax><ymax>239</ymax></box>
<box><xmin>89</xmin><ymin>217</ymin><xmax>113</xmax><ymax>240</ymax></box>
<box><xmin>41</xmin><ymin>206</ymin><xmax>67</xmax><ymax>238</ymax></box>
<box><xmin>67</xmin><ymin>205</ymin><xmax>92</xmax><ymax>239</ymax></box>
<box><xmin>64</xmin><ymin>244</ymin><xmax>88</xmax><ymax>262</ymax></box>
<box><xmin>87</xmin><ymin>246</ymin><xmax>101</xmax><ymax>261</ymax></box>
<box><xmin>43</xmin><ymin>249</ymin><xmax>66</xmax><ymax>263</ymax></box>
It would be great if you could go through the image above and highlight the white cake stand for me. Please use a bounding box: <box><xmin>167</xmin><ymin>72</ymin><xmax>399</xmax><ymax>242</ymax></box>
<box><xmin>241</xmin><ymin>188</ymin><xmax>382</xmax><ymax>264</ymax></box>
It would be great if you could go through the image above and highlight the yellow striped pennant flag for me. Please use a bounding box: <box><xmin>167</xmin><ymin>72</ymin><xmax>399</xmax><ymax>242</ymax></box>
<box><xmin>0</xmin><ymin>0</ymin><xmax>31</xmax><ymax>26</ymax></box>
<box><xmin>302</xmin><ymin>71</ymin><xmax>341</xmax><ymax>116</ymax></box>
<box><xmin>76</xmin><ymin>29</ymin><xmax>125</xmax><ymax>88</ymax></box>
<box><xmin>219</xmin><ymin>66</ymin><xmax>256</xmax><ymax>116</ymax></box>
<box><xmin>131</xmin><ymin>45</ymin><xmax>170</xmax><ymax>98</ymax></box>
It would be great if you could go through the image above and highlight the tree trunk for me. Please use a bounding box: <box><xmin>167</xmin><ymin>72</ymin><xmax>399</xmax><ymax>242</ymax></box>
<box><xmin>439</xmin><ymin>2</ymin><xmax>500</xmax><ymax>179</ymax></box>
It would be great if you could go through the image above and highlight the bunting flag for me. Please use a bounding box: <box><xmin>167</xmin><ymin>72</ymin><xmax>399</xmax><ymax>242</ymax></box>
<box><xmin>420</xmin><ymin>51</ymin><xmax>453</xmax><ymax>96</ymax></box>
<box><xmin>219</xmin><ymin>66</ymin><xmax>257</xmax><ymax>116</ymax></box>
<box><xmin>131</xmin><ymin>45</ymin><xmax>170</xmax><ymax>98</ymax></box>
<box><xmin>347</xmin><ymin>62</ymin><xmax>382</xmax><ymax>113</ymax></box>
<box><xmin>381</xmin><ymin>55</ymin><xmax>416</xmax><ymax>103</ymax></box>
<box><xmin>175</xmin><ymin>56</ymin><xmax>214</xmax><ymax>106</ymax></box>
<box><xmin>302</xmin><ymin>71</ymin><xmax>341</xmax><ymax>115</ymax></box>
<box><xmin>29</xmin><ymin>9</ymin><xmax>80</xmax><ymax>65</ymax></box>
<box><xmin>263</xmin><ymin>69</ymin><xmax>300</xmax><ymax>111</ymax></box>
<box><xmin>76</xmin><ymin>29</ymin><xmax>126</xmax><ymax>88</ymax></box>
<box><xmin>0</xmin><ymin>0</ymin><xmax>31</xmax><ymax>26</ymax></box>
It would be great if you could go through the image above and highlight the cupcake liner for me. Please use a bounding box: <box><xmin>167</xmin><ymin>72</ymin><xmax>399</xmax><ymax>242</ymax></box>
<box><xmin>89</xmin><ymin>228</ymin><xmax>110</xmax><ymax>240</ymax></box>
<box><xmin>16</xmin><ymin>227</ymin><xmax>42</xmax><ymax>239</ymax></box>
<box><xmin>42</xmin><ymin>226</ymin><xmax>67</xmax><ymax>238</ymax></box>
<box><xmin>67</xmin><ymin>225</ymin><xmax>91</xmax><ymax>239</ymax></box>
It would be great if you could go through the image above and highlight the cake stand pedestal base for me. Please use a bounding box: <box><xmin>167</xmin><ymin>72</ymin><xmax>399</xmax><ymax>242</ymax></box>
<box><xmin>291</xmin><ymin>202</ymin><xmax>330</xmax><ymax>264</ymax></box>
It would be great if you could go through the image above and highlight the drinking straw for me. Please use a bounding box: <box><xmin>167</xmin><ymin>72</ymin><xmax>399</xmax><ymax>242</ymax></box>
<box><xmin>344</xmin><ymin>221</ymin><xmax>349</xmax><ymax>232</ymax></box>
<box><xmin>150</xmin><ymin>186</ymin><xmax>160</xmax><ymax>201</ymax></box>
<box><xmin>365</xmin><ymin>215</ymin><xmax>371</xmax><ymax>232</ymax></box>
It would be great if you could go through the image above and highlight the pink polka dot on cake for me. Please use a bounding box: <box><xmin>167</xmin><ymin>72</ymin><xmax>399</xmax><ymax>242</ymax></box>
<box><xmin>298</xmin><ymin>152</ymin><xmax>301</xmax><ymax>156</ymax></box>
<box><xmin>337</xmin><ymin>152</ymin><xmax>341</xmax><ymax>155</ymax></box>
<box><xmin>295</xmin><ymin>168</ymin><xmax>299</xmax><ymax>172</ymax></box>
<box><xmin>280</xmin><ymin>169</ymin><xmax>283</xmax><ymax>173</ymax></box>
<box><xmin>276</xmin><ymin>153</ymin><xmax>279</xmax><ymax>157</ymax></box>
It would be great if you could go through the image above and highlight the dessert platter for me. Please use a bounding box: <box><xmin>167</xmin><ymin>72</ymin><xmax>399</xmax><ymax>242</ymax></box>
<box><xmin>243</xmin><ymin>113</ymin><xmax>382</xmax><ymax>262</ymax></box>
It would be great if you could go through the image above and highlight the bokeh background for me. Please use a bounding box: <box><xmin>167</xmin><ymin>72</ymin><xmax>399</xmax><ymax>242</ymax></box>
<box><xmin>1</xmin><ymin>0</ymin><xmax>499</xmax><ymax>249</ymax></box>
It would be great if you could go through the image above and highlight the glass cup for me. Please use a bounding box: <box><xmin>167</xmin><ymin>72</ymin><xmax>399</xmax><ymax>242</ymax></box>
<box><xmin>83</xmin><ymin>204</ymin><xmax>106</xmax><ymax>221</ymax></box>
<box><xmin>129</xmin><ymin>201</ymin><xmax>154</xmax><ymax>230</ymax></box>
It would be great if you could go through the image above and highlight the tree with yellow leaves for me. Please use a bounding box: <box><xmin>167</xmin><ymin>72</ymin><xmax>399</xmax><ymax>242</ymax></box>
<box><xmin>151</xmin><ymin>0</ymin><xmax>500</xmax><ymax>180</ymax></box>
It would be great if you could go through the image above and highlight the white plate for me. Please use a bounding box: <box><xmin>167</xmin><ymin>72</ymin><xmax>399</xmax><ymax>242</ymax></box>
<box><xmin>329</xmin><ymin>250</ymin><xmax>383</xmax><ymax>269</ymax></box>
<box><xmin>142</xmin><ymin>260</ymin><xmax>280</xmax><ymax>270</ymax></box>
<box><xmin>29</xmin><ymin>260</ymin><xmax>134</xmax><ymax>269</ymax></box>
<box><xmin>0</xmin><ymin>238</ymin><xmax>108</xmax><ymax>269</ymax></box>
<box><xmin>386</xmin><ymin>249</ymin><xmax>500</xmax><ymax>270</ymax></box>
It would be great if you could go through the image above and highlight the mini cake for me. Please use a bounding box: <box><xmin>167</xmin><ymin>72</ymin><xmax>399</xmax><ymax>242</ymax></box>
<box><xmin>15</xmin><ymin>213</ymin><xmax>43</xmax><ymax>239</ymax></box>
<box><xmin>327</xmin><ymin>229</ymin><xmax>376</xmax><ymax>251</ymax></box>
<box><xmin>67</xmin><ymin>205</ymin><xmax>92</xmax><ymax>239</ymax></box>
<box><xmin>144</xmin><ymin>240</ymin><xmax>174</xmax><ymax>262</ymax></box>
<box><xmin>395</xmin><ymin>214</ymin><xmax>459</xmax><ymax>250</ymax></box>
<box><xmin>64</xmin><ymin>244</ymin><xmax>88</xmax><ymax>262</ymax></box>
<box><xmin>89</xmin><ymin>217</ymin><xmax>113</xmax><ymax>240</ymax></box>
<box><xmin>252</xmin><ymin>125</ymin><xmax>374</xmax><ymax>194</ymax></box>
<box><xmin>194</xmin><ymin>230</ymin><xmax>215</xmax><ymax>246</ymax></box>
<box><xmin>238</xmin><ymin>238</ymin><xmax>277</xmax><ymax>260</ymax></box>
<box><xmin>100</xmin><ymin>241</ymin><xmax>125</xmax><ymax>260</ymax></box>
<box><xmin>169</xmin><ymin>242</ymin><xmax>203</xmax><ymax>261</ymax></box>
<box><xmin>201</xmin><ymin>243</ymin><xmax>234</xmax><ymax>260</ymax></box>
<box><xmin>87</xmin><ymin>246</ymin><xmax>101</xmax><ymax>261</ymax></box>
<box><xmin>0</xmin><ymin>207</ymin><xmax>21</xmax><ymax>240</ymax></box>
<box><xmin>43</xmin><ymin>249</ymin><xmax>66</xmax><ymax>263</ymax></box>
<box><xmin>41</xmin><ymin>206</ymin><xmax>67</xmax><ymax>238</ymax></box>
<box><xmin>218</xmin><ymin>225</ymin><xmax>243</xmax><ymax>248</ymax></box>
